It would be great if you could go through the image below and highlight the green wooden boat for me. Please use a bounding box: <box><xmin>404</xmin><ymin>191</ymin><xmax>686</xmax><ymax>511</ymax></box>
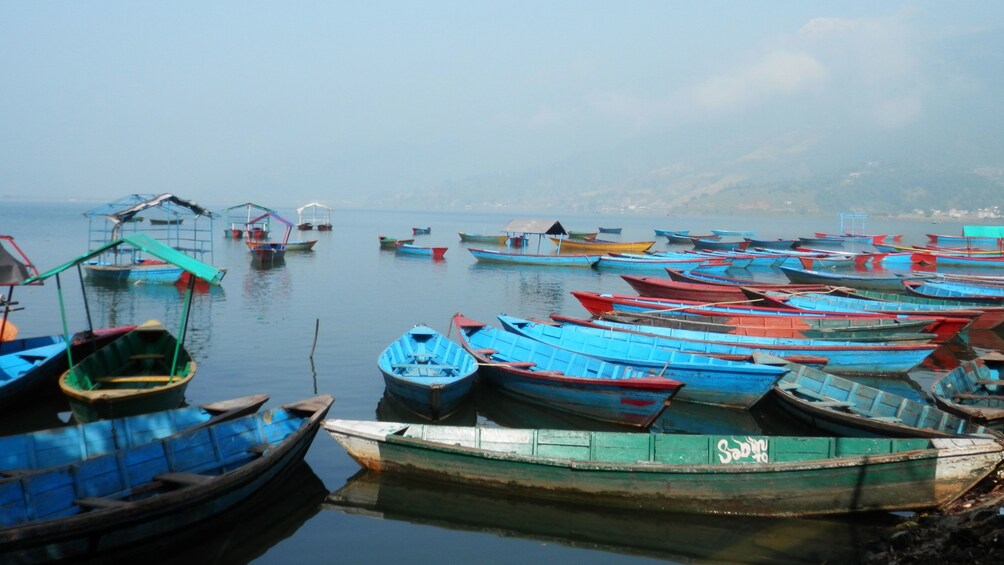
<box><xmin>58</xmin><ymin>320</ymin><xmax>196</xmax><ymax>422</ymax></box>
<box><xmin>324</xmin><ymin>419</ymin><xmax>1004</xmax><ymax>517</ymax></box>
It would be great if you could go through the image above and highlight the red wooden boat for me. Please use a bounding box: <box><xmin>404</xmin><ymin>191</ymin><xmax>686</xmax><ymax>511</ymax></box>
<box><xmin>620</xmin><ymin>275</ymin><xmax>828</xmax><ymax>303</ymax></box>
<box><xmin>569</xmin><ymin>291</ymin><xmax>968</xmax><ymax>344</ymax></box>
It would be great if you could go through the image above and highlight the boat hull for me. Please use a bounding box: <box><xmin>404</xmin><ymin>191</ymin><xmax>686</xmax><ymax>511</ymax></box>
<box><xmin>325</xmin><ymin>420</ymin><xmax>1004</xmax><ymax>517</ymax></box>
<box><xmin>378</xmin><ymin>326</ymin><xmax>478</xmax><ymax>421</ymax></box>
<box><xmin>468</xmin><ymin>248</ymin><xmax>599</xmax><ymax>267</ymax></box>
<box><xmin>58</xmin><ymin>322</ymin><xmax>196</xmax><ymax>423</ymax></box>
<box><xmin>0</xmin><ymin>397</ymin><xmax>332</xmax><ymax>562</ymax></box>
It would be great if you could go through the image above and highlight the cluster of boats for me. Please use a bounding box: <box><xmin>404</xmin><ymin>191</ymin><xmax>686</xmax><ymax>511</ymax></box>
<box><xmin>352</xmin><ymin>224</ymin><xmax>1004</xmax><ymax>518</ymax></box>
<box><xmin>4</xmin><ymin>217</ymin><xmax>1004</xmax><ymax>557</ymax></box>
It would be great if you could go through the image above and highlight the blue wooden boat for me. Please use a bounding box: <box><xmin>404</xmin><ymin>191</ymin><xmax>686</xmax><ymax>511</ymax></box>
<box><xmin>653</xmin><ymin>229</ymin><xmax>688</xmax><ymax>237</ymax></box>
<box><xmin>907</xmin><ymin>280</ymin><xmax>1004</xmax><ymax>300</ymax></box>
<box><xmin>492</xmin><ymin>315</ymin><xmax>787</xmax><ymax>409</ymax></box>
<box><xmin>412</xmin><ymin>227</ymin><xmax>432</xmax><ymax>235</ymax></box>
<box><xmin>904</xmin><ymin>281</ymin><xmax>1004</xmax><ymax>304</ymax></box>
<box><xmin>829</xmin><ymin>287</ymin><xmax>1004</xmax><ymax>331</ymax></box>
<box><xmin>744</xmin><ymin>237</ymin><xmax>796</xmax><ymax>250</ymax></box>
<box><xmin>246</xmin><ymin>211</ymin><xmax>294</xmax><ymax>266</ymax></box>
<box><xmin>778</xmin><ymin>266</ymin><xmax>932</xmax><ymax>291</ymax></box>
<box><xmin>83</xmin><ymin>261</ymin><xmax>185</xmax><ymax>284</ymax></box>
<box><xmin>467</xmin><ymin>247</ymin><xmax>600</xmax><ymax>267</ymax></box>
<box><xmin>553</xmin><ymin>314</ymin><xmax>936</xmax><ymax>375</ymax></box>
<box><xmin>0</xmin><ymin>395</ymin><xmax>268</xmax><ymax>475</ymax></box>
<box><xmin>691</xmin><ymin>238</ymin><xmax>749</xmax><ymax>252</ymax></box>
<box><xmin>0</xmin><ymin>395</ymin><xmax>332</xmax><ymax>562</ymax></box>
<box><xmin>325</xmin><ymin>419</ymin><xmax>1004</xmax><ymax>517</ymax></box>
<box><xmin>797</xmin><ymin>236</ymin><xmax>845</xmax><ymax>247</ymax></box>
<box><xmin>711</xmin><ymin>229</ymin><xmax>755</xmax><ymax>237</ymax></box>
<box><xmin>930</xmin><ymin>354</ymin><xmax>1004</xmax><ymax>423</ymax></box>
<box><xmin>378</xmin><ymin>325</ymin><xmax>478</xmax><ymax>421</ymax></box>
<box><xmin>667</xmin><ymin>232</ymin><xmax>716</xmax><ymax>244</ymax></box>
<box><xmin>597</xmin><ymin>227</ymin><xmax>622</xmax><ymax>234</ymax></box>
<box><xmin>520</xmin><ymin>315</ymin><xmax>933</xmax><ymax>376</ymax></box>
<box><xmin>593</xmin><ymin>255</ymin><xmax>710</xmax><ymax>272</ymax></box>
<box><xmin>395</xmin><ymin>242</ymin><xmax>447</xmax><ymax>260</ymax></box>
<box><xmin>751</xmin><ymin>352</ymin><xmax>987</xmax><ymax>438</ymax></box>
<box><xmin>0</xmin><ymin>326</ymin><xmax>134</xmax><ymax>410</ymax></box>
<box><xmin>451</xmin><ymin>314</ymin><xmax>684</xmax><ymax>427</ymax></box>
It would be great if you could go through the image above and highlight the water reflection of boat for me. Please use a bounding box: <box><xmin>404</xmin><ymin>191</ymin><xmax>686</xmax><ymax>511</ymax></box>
<box><xmin>83</xmin><ymin>462</ymin><xmax>326</xmax><ymax>564</ymax></box>
<box><xmin>376</xmin><ymin>388</ymin><xmax>478</xmax><ymax>426</ymax></box>
<box><xmin>324</xmin><ymin>470</ymin><xmax>895</xmax><ymax>565</ymax></box>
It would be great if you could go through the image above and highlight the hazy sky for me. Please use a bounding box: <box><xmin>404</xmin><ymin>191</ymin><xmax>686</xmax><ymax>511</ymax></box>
<box><xmin>1</xmin><ymin>1</ymin><xmax>1001</xmax><ymax>208</ymax></box>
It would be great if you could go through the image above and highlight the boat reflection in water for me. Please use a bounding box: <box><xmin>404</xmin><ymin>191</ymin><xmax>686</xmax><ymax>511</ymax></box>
<box><xmin>84</xmin><ymin>462</ymin><xmax>326</xmax><ymax>564</ymax></box>
<box><xmin>325</xmin><ymin>470</ymin><xmax>896</xmax><ymax>565</ymax></box>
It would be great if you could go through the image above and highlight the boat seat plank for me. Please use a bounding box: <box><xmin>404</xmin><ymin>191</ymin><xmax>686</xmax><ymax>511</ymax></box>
<box><xmin>95</xmin><ymin>376</ymin><xmax>176</xmax><ymax>384</ymax></box>
<box><xmin>777</xmin><ymin>382</ymin><xmax>800</xmax><ymax>390</ymax></box>
<box><xmin>155</xmin><ymin>472</ymin><xmax>214</xmax><ymax>486</ymax></box>
<box><xmin>130</xmin><ymin>354</ymin><xmax>166</xmax><ymax>360</ymax></box>
<box><xmin>75</xmin><ymin>496</ymin><xmax>130</xmax><ymax>509</ymax></box>
<box><xmin>392</xmin><ymin>363</ymin><xmax>456</xmax><ymax>370</ymax></box>
<box><xmin>814</xmin><ymin>400</ymin><xmax>854</xmax><ymax>408</ymax></box>
<box><xmin>953</xmin><ymin>393</ymin><xmax>1004</xmax><ymax>400</ymax></box>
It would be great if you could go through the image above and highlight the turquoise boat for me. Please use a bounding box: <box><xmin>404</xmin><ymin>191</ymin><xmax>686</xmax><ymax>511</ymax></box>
<box><xmin>324</xmin><ymin>419</ymin><xmax>1004</xmax><ymax>517</ymax></box>
<box><xmin>0</xmin><ymin>394</ymin><xmax>268</xmax><ymax>474</ymax></box>
<box><xmin>494</xmin><ymin>315</ymin><xmax>787</xmax><ymax>409</ymax></box>
<box><xmin>0</xmin><ymin>396</ymin><xmax>332</xmax><ymax>562</ymax></box>
<box><xmin>378</xmin><ymin>325</ymin><xmax>477</xmax><ymax>421</ymax></box>
<box><xmin>451</xmin><ymin>314</ymin><xmax>684</xmax><ymax>427</ymax></box>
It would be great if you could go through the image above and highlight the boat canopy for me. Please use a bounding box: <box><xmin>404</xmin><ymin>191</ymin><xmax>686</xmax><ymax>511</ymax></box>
<box><xmin>24</xmin><ymin>233</ymin><xmax>226</xmax><ymax>286</ymax></box>
<box><xmin>296</xmin><ymin>202</ymin><xmax>331</xmax><ymax>215</ymax></box>
<box><xmin>500</xmin><ymin>220</ymin><xmax>567</xmax><ymax>236</ymax></box>
<box><xmin>246</xmin><ymin>212</ymin><xmax>293</xmax><ymax>245</ymax></box>
<box><xmin>963</xmin><ymin>226</ymin><xmax>1004</xmax><ymax>238</ymax></box>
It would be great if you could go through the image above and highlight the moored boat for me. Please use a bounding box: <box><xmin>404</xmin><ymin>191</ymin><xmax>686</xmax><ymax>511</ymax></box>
<box><xmin>0</xmin><ymin>326</ymin><xmax>136</xmax><ymax>410</ymax></box>
<box><xmin>58</xmin><ymin>320</ymin><xmax>197</xmax><ymax>423</ymax></box>
<box><xmin>778</xmin><ymin>266</ymin><xmax>933</xmax><ymax>291</ymax></box>
<box><xmin>753</xmin><ymin>352</ymin><xmax>989</xmax><ymax>438</ymax></box>
<box><xmin>451</xmin><ymin>314</ymin><xmax>684</xmax><ymax>427</ymax></box>
<box><xmin>550</xmin><ymin>237</ymin><xmax>655</xmax><ymax>254</ymax></box>
<box><xmin>0</xmin><ymin>394</ymin><xmax>269</xmax><ymax>474</ymax></box>
<box><xmin>467</xmin><ymin>247</ymin><xmax>599</xmax><ymax>267</ymax></box>
<box><xmin>412</xmin><ymin>227</ymin><xmax>432</xmax><ymax>235</ymax></box>
<box><xmin>0</xmin><ymin>396</ymin><xmax>333</xmax><ymax>562</ymax></box>
<box><xmin>378</xmin><ymin>236</ymin><xmax>414</xmax><ymax>249</ymax></box>
<box><xmin>458</xmin><ymin>233</ymin><xmax>509</xmax><ymax>245</ymax></box>
<box><xmin>494</xmin><ymin>315</ymin><xmax>787</xmax><ymax>408</ymax></box>
<box><xmin>931</xmin><ymin>354</ymin><xmax>1004</xmax><ymax>423</ymax></box>
<box><xmin>323</xmin><ymin>419</ymin><xmax>1004</xmax><ymax>516</ymax></box>
<box><xmin>378</xmin><ymin>325</ymin><xmax>477</xmax><ymax>421</ymax></box>
<box><xmin>597</xmin><ymin>227</ymin><xmax>622</xmax><ymax>234</ymax></box>
<box><xmin>395</xmin><ymin>242</ymin><xmax>447</xmax><ymax>260</ymax></box>
<box><xmin>517</xmin><ymin>314</ymin><xmax>934</xmax><ymax>375</ymax></box>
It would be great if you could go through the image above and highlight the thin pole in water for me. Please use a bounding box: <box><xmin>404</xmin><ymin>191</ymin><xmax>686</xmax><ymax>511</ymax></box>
<box><xmin>310</xmin><ymin>318</ymin><xmax>319</xmax><ymax>359</ymax></box>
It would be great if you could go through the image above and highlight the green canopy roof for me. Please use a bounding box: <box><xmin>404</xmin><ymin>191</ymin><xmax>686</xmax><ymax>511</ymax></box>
<box><xmin>24</xmin><ymin>233</ymin><xmax>225</xmax><ymax>286</ymax></box>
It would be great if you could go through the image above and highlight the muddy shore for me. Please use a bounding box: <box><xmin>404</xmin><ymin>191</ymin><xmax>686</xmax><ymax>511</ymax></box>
<box><xmin>865</xmin><ymin>468</ymin><xmax>1004</xmax><ymax>563</ymax></box>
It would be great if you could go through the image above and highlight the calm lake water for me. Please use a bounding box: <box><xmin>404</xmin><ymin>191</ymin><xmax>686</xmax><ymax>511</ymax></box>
<box><xmin>1</xmin><ymin>201</ymin><xmax>996</xmax><ymax>564</ymax></box>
